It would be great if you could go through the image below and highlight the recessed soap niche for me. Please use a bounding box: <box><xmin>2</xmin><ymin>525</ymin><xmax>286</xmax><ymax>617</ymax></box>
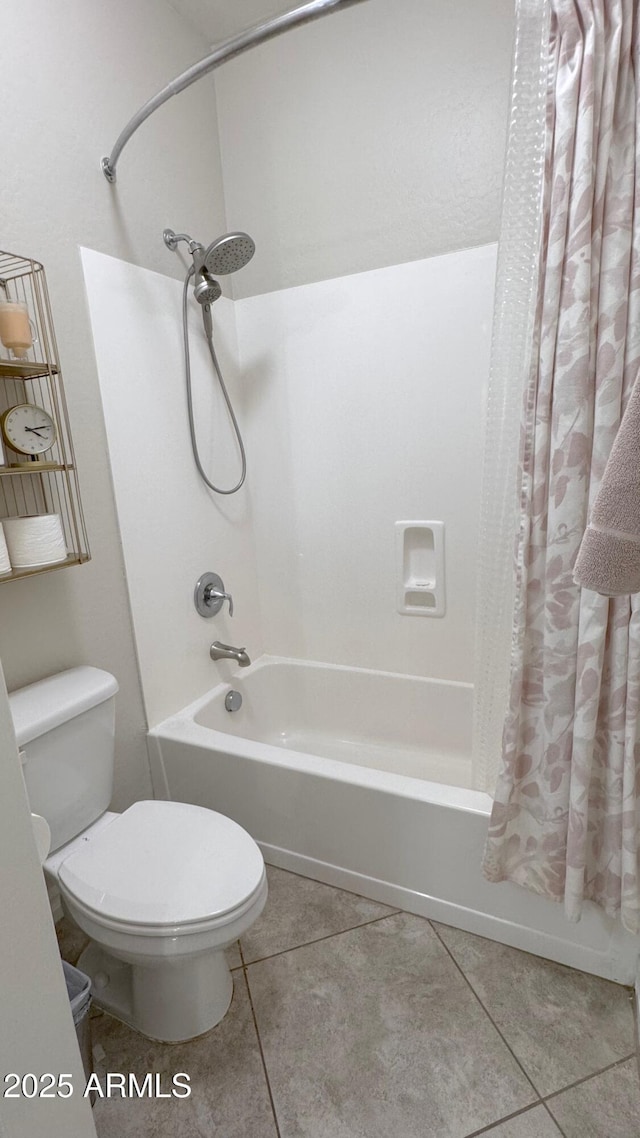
<box><xmin>395</xmin><ymin>521</ymin><xmax>445</xmax><ymax>617</ymax></box>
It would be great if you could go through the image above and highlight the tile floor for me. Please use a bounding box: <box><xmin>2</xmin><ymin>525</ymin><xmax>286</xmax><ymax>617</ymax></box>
<box><xmin>56</xmin><ymin>865</ymin><xmax>640</xmax><ymax>1138</ymax></box>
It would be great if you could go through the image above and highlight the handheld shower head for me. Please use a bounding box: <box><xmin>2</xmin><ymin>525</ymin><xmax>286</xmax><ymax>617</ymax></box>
<box><xmin>203</xmin><ymin>232</ymin><xmax>255</xmax><ymax>276</ymax></box>
<box><xmin>171</xmin><ymin>225</ymin><xmax>248</xmax><ymax>497</ymax></box>
<box><xmin>193</xmin><ymin>268</ymin><xmax>222</xmax><ymax>306</ymax></box>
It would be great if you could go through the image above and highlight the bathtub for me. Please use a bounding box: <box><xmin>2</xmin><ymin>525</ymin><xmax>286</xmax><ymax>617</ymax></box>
<box><xmin>148</xmin><ymin>655</ymin><xmax>638</xmax><ymax>983</ymax></box>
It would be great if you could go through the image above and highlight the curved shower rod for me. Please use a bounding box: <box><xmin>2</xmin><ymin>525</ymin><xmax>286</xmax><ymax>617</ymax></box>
<box><xmin>101</xmin><ymin>0</ymin><xmax>370</xmax><ymax>183</ymax></box>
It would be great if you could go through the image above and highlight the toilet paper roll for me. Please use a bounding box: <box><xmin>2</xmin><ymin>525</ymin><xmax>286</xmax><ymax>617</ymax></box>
<box><xmin>0</xmin><ymin>524</ymin><xmax>11</xmax><ymax>575</ymax></box>
<box><xmin>3</xmin><ymin>514</ymin><xmax>68</xmax><ymax>569</ymax></box>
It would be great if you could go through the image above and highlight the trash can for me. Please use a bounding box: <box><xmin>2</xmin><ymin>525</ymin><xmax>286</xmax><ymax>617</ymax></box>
<box><xmin>63</xmin><ymin>961</ymin><xmax>93</xmax><ymax>1098</ymax></box>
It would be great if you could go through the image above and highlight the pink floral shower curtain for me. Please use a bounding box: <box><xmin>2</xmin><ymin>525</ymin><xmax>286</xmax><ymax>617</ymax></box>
<box><xmin>483</xmin><ymin>0</ymin><xmax>640</xmax><ymax>933</ymax></box>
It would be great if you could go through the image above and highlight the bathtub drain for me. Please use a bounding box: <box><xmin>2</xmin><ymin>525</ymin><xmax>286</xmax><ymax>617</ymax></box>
<box><xmin>225</xmin><ymin>690</ymin><xmax>242</xmax><ymax>712</ymax></box>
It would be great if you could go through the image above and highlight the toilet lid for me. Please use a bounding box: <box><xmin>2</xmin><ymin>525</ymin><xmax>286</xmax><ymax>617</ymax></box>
<box><xmin>58</xmin><ymin>800</ymin><xmax>264</xmax><ymax>928</ymax></box>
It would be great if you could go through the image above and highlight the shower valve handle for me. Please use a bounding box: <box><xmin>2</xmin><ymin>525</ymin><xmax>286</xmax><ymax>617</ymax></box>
<box><xmin>194</xmin><ymin>572</ymin><xmax>233</xmax><ymax>618</ymax></box>
<box><xmin>205</xmin><ymin>586</ymin><xmax>233</xmax><ymax>617</ymax></box>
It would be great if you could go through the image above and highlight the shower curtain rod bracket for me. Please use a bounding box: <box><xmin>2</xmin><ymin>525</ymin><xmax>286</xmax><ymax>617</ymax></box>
<box><xmin>101</xmin><ymin>157</ymin><xmax>116</xmax><ymax>184</ymax></box>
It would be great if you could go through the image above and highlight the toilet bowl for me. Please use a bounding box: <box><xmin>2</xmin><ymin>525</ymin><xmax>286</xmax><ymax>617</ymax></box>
<box><xmin>48</xmin><ymin>800</ymin><xmax>267</xmax><ymax>1041</ymax></box>
<box><xmin>11</xmin><ymin>666</ymin><xmax>267</xmax><ymax>1042</ymax></box>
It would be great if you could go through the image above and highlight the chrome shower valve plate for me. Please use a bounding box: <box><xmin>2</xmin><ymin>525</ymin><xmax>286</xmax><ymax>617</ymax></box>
<box><xmin>194</xmin><ymin>572</ymin><xmax>226</xmax><ymax>618</ymax></box>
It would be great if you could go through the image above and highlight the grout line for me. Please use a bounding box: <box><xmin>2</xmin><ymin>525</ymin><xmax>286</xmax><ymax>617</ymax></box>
<box><xmin>542</xmin><ymin>1053</ymin><xmax>636</xmax><ymax>1104</ymax></box>
<box><xmin>228</xmin><ymin>939</ymin><xmax>245</xmax><ymax>971</ymax></box>
<box><xmin>540</xmin><ymin>1098</ymin><xmax>568</xmax><ymax>1138</ymax></box>
<box><xmin>461</xmin><ymin>1102</ymin><xmax>556</xmax><ymax>1138</ymax></box>
<box><xmin>238</xmin><ymin>884</ymin><xmax>636</xmax><ymax>1138</ymax></box>
<box><xmin>242</xmin><ymin>911</ymin><xmax>401</xmax><ymax>969</ymax></box>
<box><xmin>428</xmin><ymin>921</ymin><xmax>544</xmax><ymax>1102</ymax></box>
<box><xmin>541</xmin><ymin>1055</ymin><xmax>637</xmax><ymax>1138</ymax></box>
<box><xmin>633</xmin><ymin>982</ymin><xmax>640</xmax><ymax>1085</ymax></box>
<box><xmin>430</xmin><ymin>922</ymin><xmax>635</xmax><ymax>1137</ymax></box>
<box><xmin>240</xmin><ymin>962</ymin><xmax>282</xmax><ymax>1138</ymax></box>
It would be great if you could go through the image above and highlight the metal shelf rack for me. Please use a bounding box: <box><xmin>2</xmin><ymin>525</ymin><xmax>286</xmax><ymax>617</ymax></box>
<box><xmin>0</xmin><ymin>250</ymin><xmax>90</xmax><ymax>582</ymax></box>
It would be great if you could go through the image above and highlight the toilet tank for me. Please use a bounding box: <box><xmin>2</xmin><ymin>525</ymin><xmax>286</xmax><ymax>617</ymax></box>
<box><xmin>9</xmin><ymin>667</ymin><xmax>120</xmax><ymax>853</ymax></box>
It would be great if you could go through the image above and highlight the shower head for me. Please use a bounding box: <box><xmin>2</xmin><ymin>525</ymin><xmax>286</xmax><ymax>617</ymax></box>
<box><xmin>202</xmin><ymin>232</ymin><xmax>255</xmax><ymax>276</ymax></box>
<box><xmin>164</xmin><ymin>227</ymin><xmax>255</xmax><ymax>276</ymax></box>
<box><xmin>163</xmin><ymin>226</ymin><xmax>246</xmax><ymax>310</ymax></box>
<box><xmin>193</xmin><ymin>268</ymin><xmax>222</xmax><ymax>306</ymax></box>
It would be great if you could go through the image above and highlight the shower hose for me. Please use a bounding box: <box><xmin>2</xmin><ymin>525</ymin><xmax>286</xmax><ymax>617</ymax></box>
<box><xmin>181</xmin><ymin>267</ymin><xmax>247</xmax><ymax>495</ymax></box>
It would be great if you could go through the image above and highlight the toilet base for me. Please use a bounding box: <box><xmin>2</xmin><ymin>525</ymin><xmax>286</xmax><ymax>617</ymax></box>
<box><xmin>78</xmin><ymin>941</ymin><xmax>234</xmax><ymax>1042</ymax></box>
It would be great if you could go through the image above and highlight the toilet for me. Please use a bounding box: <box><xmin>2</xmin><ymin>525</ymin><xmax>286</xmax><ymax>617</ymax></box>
<box><xmin>11</xmin><ymin>665</ymin><xmax>267</xmax><ymax>1042</ymax></box>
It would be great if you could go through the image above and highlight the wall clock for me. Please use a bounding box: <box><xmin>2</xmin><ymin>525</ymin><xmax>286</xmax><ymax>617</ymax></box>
<box><xmin>1</xmin><ymin>403</ymin><xmax>57</xmax><ymax>457</ymax></box>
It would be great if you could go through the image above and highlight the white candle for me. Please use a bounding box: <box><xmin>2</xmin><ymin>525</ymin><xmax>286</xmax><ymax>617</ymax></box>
<box><xmin>0</xmin><ymin>302</ymin><xmax>34</xmax><ymax>358</ymax></box>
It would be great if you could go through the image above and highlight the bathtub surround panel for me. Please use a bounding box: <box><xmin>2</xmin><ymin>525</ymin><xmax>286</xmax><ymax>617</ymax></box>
<box><xmin>148</xmin><ymin>658</ymin><xmax>640</xmax><ymax>984</ymax></box>
<box><xmin>85</xmin><ymin>244</ymin><xmax>494</xmax><ymax>727</ymax></box>
<box><xmin>81</xmin><ymin>249</ymin><xmax>263</xmax><ymax>726</ymax></box>
<box><xmin>236</xmin><ymin>243</ymin><xmax>496</xmax><ymax>680</ymax></box>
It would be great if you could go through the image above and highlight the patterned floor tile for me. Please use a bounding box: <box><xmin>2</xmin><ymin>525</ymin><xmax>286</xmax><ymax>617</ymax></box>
<box><xmin>247</xmin><ymin>912</ymin><xmax>536</xmax><ymax>1138</ymax></box>
<box><xmin>546</xmin><ymin>1059</ymin><xmax>640</xmax><ymax>1138</ymax></box>
<box><xmin>91</xmin><ymin>970</ymin><xmax>277</xmax><ymax>1138</ymax></box>
<box><xmin>434</xmin><ymin>922</ymin><xmax>634</xmax><ymax>1096</ymax></box>
<box><xmin>240</xmin><ymin>864</ymin><xmax>397</xmax><ymax>963</ymax></box>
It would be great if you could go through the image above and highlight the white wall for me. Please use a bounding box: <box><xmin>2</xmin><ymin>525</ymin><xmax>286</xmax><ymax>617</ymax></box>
<box><xmin>214</xmin><ymin>0</ymin><xmax>514</xmax><ymax>297</ymax></box>
<box><xmin>81</xmin><ymin>250</ymin><xmax>263</xmax><ymax>726</ymax></box>
<box><xmin>169</xmin><ymin>0</ymin><xmax>299</xmax><ymax>41</ymax></box>
<box><xmin>0</xmin><ymin>662</ymin><xmax>95</xmax><ymax>1138</ymax></box>
<box><xmin>238</xmin><ymin>244</ymin><xmax>496</xmax><ymax>679</ymax></box>
<box><xmin>0</xmin><ymin>0</ymin><xmax>228</xmax><ymax>808</ymax></box>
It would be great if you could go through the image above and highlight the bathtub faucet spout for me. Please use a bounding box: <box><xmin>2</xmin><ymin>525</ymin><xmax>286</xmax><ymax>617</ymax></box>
<box><xmin>210</xmin><ymin>641</ymin><xmax>251</xmax><ymax>667</ymax></box>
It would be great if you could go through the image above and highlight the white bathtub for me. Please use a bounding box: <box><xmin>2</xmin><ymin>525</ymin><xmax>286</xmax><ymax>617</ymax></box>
<box><xmin>148</xmin><ymin>656</ymin><xmax>638</xmax><ymax>983</ymax></box>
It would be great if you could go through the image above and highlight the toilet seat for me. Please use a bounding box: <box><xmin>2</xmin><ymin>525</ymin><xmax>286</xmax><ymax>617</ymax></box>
<box><xmin>58</xmin><ymin>800</ymin><xmax>265</xmax><ymax>932</ymax></box>
<box><xmin>64</xmin><ymin>873</ymin><xmax>267</xmax><ymax>940</ymax></box>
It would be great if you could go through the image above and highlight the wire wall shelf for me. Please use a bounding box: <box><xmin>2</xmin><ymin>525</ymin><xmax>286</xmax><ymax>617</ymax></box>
<box><xmin>0</xmin><ymin>250</ymin><xmax>90</xmax><ymax>582</ymax></box>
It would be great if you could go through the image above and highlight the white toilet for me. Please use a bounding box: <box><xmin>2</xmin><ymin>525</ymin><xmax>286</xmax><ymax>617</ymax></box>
<box><xmin>11</xmin><ymin>665</ymin><xmax>267</xmax><ymax>1042</ymax></box>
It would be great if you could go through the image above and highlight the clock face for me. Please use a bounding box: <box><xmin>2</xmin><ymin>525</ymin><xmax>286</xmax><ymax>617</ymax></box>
<box><xmin>1</xmin><ymin>404</ymin><xmax>57</xmax><ymax>456</ymax></box>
